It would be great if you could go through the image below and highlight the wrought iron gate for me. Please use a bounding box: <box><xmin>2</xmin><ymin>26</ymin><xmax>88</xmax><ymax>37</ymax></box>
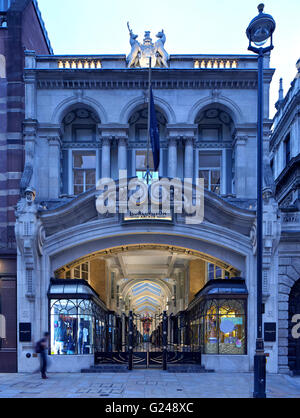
<box><xmin>94</xmin><ymin>310</ymin><xmax>201</xmax><ymax>369</ymax></box>
<box><xmin>128</xmin><ymin>311</ymin><xmax>168</xmax><ymax>370</ymax></box>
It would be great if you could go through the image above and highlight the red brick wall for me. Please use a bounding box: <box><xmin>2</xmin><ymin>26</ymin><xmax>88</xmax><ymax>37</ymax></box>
<box><xmin>0</xmin><ymin>1</ymin><xmax>52</xmax><ymax>372</ymax></box>
<box><xmin>22</xmin><ymin>1</ymin><xmax>50</xmax><ymax>54</ymax></box>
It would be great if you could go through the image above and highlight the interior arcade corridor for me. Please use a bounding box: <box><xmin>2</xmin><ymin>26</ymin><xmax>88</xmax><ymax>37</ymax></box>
<box><xmin>50</xmin><ymin>244</ymin><xmax>248</xmax><ymax>365</ymax></box>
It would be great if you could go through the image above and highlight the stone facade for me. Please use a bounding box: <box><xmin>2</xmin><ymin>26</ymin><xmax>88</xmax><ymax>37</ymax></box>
<box><xmin>270</xmin><ymin>67</ymin><xmax>300</xmax><ymax>373</ymax></box>
<box><xmin>4</xmin><ymin>7</ymin><xmax>299</xmax><ymax>375</ymax></box>
<box><xmin>13</xmin><ymin>42</ymin><xmax>283</xmax><ymax>374</ymax></box>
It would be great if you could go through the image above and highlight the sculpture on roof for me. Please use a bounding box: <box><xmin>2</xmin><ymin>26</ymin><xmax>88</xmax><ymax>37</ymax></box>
<box><xmin>126</xmin><ymin>22</ymin><xmax>141</xmax><ymax>68</ymax></box>
<box><xmin>126</xmin><ymin>23</ymin><xmax>169</xmax><ymax>68</ymax></box>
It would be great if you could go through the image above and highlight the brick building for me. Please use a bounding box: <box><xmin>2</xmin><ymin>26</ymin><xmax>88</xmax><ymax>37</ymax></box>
<box><xmin>0</xmin><ymin>0</ymin><xmax>52</xmax><ymax>372</ymax></box>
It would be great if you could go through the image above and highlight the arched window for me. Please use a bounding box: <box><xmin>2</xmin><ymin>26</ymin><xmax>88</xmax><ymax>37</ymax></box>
<box><xmin>128</xmin><ymin>106</ymin><xmax>167</xmax><ymax>180</ymax></box>
<box><xmin>61</xmin><ymin>108</ymin><xmax>100</xmax><ymax>196</ymax></box>
<box><xmin>196</xmin><ymin>107</ymin><xmax>235</xmax><ymax>195</ymax></box>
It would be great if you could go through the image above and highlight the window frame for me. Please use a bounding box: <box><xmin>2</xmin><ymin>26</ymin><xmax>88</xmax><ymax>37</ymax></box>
<box><xmin>196</xmin><ymin>150</ymin><xmax>224</xmax><ymax>195</ymax></box>
<box><xmin>133</xmin><ymin>148</ymin><xmax>159</xmax><ymax>182</ymax></box>
<box><xmin>72</xmin><ymin>124</ymin><xmax>96</xmax><ymax>143</ymax></box>
<box><xmin>284</xmin><ymin>133</ymin><xmax>291</xmax><ymax>166</ymax></box>
<box><xmin>68</xmin><ymin>148</ymin><xmax>99</xmax><ymax>195</ymax></box>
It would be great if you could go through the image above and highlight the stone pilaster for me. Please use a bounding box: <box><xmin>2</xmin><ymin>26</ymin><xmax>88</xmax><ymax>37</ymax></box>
<box><xmin>101</xmin><ymin>137</ymin><xmax>112</xmax><ymax>178</ymax></box>
<box><xmin>117</xmin><ymin>137</ymin><xmax>128</xmax><ymax>172</ymax></box>
<box><xmin>24</xmin><ymin>51</ymin><xmax>37</xmax><ymax>120</ymax></box>
<box><xmin>168</xmin><ymin>137</ymin><xmax>178</xmax><ymax>178</ymax></box>
<box><xmin>23</xmin><ymin>120</ymin><xmax>38</xmax><ymax>191</ymax></box>
<box><xmin>47</xmin><ymin>136</ymin><xmax>62</xmax><ymax>199</ymax></box>
<box><xmin>184</xmin><ymin>137</ymin><xmax>194</xmax><ymax>179</ymax></box>
<box><xmin>233</xmin><ymin>135</ymin><xmax>247</xmax><ymax>197</ymax></box>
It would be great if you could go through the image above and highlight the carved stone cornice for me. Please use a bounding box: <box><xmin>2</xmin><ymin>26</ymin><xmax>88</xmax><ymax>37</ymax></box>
<box><xmin>39</xmin><ymin>185</ymin><xmax>256</xmax><ymax>238</ymax></box>
<box><xmin>47</xmin><ymin>136</ymin><xmax>62</xmax><ymax>147</ymax></box>
<box><xmin>36</xmin><ymin>75</ymin><xmax>260</xmax><ymax>91</ymax></box>
<box><xmin>183</xmin><ymin>137</ymin><xmax>195</xmax><ymax>146</ymax></box>
<box><xmin>167</xmin><ymin>137</ymin><xmax>178</xmax><ymax>146</ymax></box>
<box><xmin>23</xmin><ymin>119</ymin><xmax>38</xmax><ymax>137</ymax></box>
<box><xmin>101</xmin><ymin>137</ymin><xmax>113</xmax><ymax>147</ymax></box>
<box><xmin>232</xmin><ymin>135</ymin><xmax>248</xmax><ymax>147</ymax></box>
<box><xmin>117</xmin><ymin>137</ymin><xmax>128</xmax><ymax>146</ymax></box>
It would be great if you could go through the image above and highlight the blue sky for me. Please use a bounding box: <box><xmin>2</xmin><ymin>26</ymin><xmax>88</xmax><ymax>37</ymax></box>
<box><xmin>38</xmin><ymin>0</ymin><xmax>300</xmax><ymax>116</ymax></box>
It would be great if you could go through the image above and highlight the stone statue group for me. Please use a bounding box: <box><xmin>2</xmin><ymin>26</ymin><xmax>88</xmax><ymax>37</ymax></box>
<box><xmin>126</xmin><ymin>22</ymin><xmax>169</xmax><ymax>68</ymax></box>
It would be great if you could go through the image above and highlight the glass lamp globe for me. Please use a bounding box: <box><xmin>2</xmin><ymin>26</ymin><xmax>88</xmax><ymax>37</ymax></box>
<box><xmin>246</xmin><ymin>4</ymin><xmax>276</xmax><ymax>47</ymax></box>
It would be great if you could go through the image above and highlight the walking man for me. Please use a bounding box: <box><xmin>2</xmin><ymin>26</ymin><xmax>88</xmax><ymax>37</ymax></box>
<box><xmin>36</xmin><ymin>332</ymin><xmax>50</xmax><ymax>379</ymax></box>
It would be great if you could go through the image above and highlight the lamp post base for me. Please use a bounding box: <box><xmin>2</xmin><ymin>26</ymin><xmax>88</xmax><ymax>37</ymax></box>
<box><xmin>253</xmin><ymin>339</ymin><xmax>266</xmax><ymax>398</ymax></box>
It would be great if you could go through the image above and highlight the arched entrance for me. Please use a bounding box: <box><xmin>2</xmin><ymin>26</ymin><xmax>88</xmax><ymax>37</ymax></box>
<box><xmin>289</xmin><ymin>279</ymin><xmax>300</xmax><ymax>373</ymax></box>
<box><xmin>49</xmin><ymin>243</ymin><xmax>248</xmax><ymax>370</ymax></box>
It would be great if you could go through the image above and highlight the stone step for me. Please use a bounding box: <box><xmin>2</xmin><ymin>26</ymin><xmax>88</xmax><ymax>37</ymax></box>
<box><xmin>167</xmin><ymin>364</ymin><xmax>214</xmax><ymax>373</ymax></box>
<box><xmin>290</xmin><ymin>370</ymin><xmax>300</xmax><ymax>376</ymax></box>
<box><xmin>81</xmin><ymin>364</ymin><xmax>129</xmax><ymax>373</ymax></box>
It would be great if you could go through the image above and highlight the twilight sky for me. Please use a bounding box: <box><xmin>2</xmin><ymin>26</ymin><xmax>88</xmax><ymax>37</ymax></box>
<box><xmin>37</xmin><ymin>0</ymin><xmax>300</xmax><ymax>117</ymax></box>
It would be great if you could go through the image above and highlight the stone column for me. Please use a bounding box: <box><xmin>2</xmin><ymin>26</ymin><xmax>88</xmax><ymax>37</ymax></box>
<box><xmin>23</xmin><ymin>120</ymin><xmax>37</xmax><ymax>190</ymax></box>
<box><xmin>101</xmin><ymin>137</ymin><xmax>111</xmax><ymax>178</ymax></box>
<box><xmin>184</xmin><ymin>137</ymin><xmax>194</xmax><ymax>179</ymax></box>
<box><xmin>48</xmin><ymin>136</ymin><xmax>61</xmax><ymax>199</ymax></box>
<box><xmin>233</xmin><ymin>136</ymin><xmax>247</xmax><ymax>197</ymax></box>
<box><xmin>118</xmin><ymin>137</ymin><xmax>128</xmax><ymax>172</ymax></box>
<box><xmin>24</xmin><ymin>51</ymin><xmax>36</xmax><ymax>120</ymax></box>
<box><xmin>168</xmin><ymin>137</ymin><xmax>177</xmax><ymax>178</ymax></box>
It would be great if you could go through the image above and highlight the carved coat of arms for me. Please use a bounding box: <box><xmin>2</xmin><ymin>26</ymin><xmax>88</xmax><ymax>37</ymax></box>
<box><xmin>126</xmin><ymin>22</ymin><xmax>169</xmax><ymax>68</ymax></box>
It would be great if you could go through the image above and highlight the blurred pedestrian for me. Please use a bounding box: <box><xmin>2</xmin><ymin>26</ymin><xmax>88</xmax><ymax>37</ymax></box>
<box><xmin>36</xmin><ymin>332</ymin><xmax>50</xmax><ymax>379</ymax></box>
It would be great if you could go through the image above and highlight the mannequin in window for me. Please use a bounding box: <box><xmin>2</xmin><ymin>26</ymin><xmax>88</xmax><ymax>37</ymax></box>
<box><xmin>54</xmin><ymin>318</ymin><xmax>67</xmax><ymax>354</ymax></box>
<box><xmin>66</xmin><ymin>328</ymin><xmax>75</xmax><ymax>355</ymax></box>
<box><xmin>78</xmin><ymin>320</ymin><xmax>89</xmax><ymax>354</ymax></box>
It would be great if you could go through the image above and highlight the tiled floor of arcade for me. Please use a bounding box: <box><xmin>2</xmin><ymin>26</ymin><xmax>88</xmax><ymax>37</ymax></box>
<box><xmin>0</xmin><ymin>370</ymin><xmax>300</xmax><ymax>398</ymax></box>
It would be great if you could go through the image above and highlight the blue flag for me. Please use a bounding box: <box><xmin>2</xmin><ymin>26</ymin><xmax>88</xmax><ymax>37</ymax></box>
<box><xmin>149</xmin><ymin>87</ymin><xmax>160</xmax><ymax>171</ymax></box>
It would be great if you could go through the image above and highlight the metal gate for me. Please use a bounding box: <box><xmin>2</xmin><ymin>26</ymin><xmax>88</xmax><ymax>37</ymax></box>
<box><xmin>128</xmin><ymin>311</ymin><xmax>168</xmax><ymax>369</ymax></box>
<box><xmin>94</xmin><ymin>310</ymin><xmax>201</xmax><ymax>370</ymax></box>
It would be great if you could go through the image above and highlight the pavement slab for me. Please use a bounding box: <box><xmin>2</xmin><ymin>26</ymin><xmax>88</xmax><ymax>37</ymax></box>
<box><xmin>0</xmin><ymin>371</ymin><xmax>299</xmax><ymax>398</ymax></box>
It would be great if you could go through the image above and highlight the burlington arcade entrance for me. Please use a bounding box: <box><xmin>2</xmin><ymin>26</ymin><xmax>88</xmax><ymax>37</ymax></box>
<box><xmin>49</xmin><ymin>244</ymin><xmax>247</xmax><ymax>371</ymax></box>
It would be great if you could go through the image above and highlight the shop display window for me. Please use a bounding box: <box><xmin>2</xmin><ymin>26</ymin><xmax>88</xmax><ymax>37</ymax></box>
<box><xmin>189</xmin><ymin>295</ymin><xmax>247</xmax><ymax>355</ymax></box>
<box><xmin>50</xmin><ymin>299</ymin><xmax>95</xmax><ymax>355</ymax></box>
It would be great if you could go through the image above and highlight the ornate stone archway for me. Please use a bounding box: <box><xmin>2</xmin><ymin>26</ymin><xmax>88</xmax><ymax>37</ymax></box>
<box><xmin>278</xmin><ymin>256</ymin><xmax>300</xmax><ymax>373</ymax></box>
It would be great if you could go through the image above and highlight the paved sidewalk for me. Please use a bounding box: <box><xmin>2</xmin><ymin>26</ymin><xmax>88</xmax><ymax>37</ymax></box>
<box><xmin>0</xmin><ymin>371</ymin><xmax>299</xmax><ymax>398</ymax></box>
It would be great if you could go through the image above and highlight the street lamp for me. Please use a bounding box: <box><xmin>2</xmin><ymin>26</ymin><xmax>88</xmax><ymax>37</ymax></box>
<box><xmin>246</xmin><ymin>4</ymin><xmax>276</xmax><ymax>399</ymax></box>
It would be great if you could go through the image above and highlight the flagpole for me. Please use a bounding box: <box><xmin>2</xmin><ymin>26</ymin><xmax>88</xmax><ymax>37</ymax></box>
<box><xmin>146</xmin><ymin>56</ymin><xmax>152</xmax><ymax>184</ymax></box>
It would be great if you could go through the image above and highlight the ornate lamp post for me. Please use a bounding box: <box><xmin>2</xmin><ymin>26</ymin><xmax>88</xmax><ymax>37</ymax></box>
<box><xmin>246</xmin><ymin>4</ymin><xmax>276</xmax><ymax>398</ymax></box>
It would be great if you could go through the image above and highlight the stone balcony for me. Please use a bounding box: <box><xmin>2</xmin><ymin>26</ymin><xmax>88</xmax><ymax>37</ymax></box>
<box><xmin>27</xmin><ymin>53</ymin><xmax>264</xmax><ymax>71</ymax></box>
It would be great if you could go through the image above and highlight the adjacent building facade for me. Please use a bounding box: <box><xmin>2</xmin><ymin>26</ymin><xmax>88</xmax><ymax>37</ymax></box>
<box><xmin>270</xmin><ymin>62</ymin><xmax>300</xmax><ymax>374</ymax></box>
<box><xmin>0</xmin><ymin>0</ymin><xmax>52</xmax><ymax>372</ymax></box>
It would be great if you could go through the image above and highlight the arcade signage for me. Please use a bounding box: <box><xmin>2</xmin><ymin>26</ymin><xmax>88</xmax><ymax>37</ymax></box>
<box><xmin>19</xmin><ymin>322</ymin><xmax>32</xmax><ymax>342</ymax></box>
<box><xmin>95</xmin><ymin>171</ymin><xmax>204</xmax><ymax>225</ymax></box>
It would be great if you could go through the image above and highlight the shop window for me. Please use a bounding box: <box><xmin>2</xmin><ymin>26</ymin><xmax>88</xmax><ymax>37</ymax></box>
<box><xmin>50</xmin><ymin>299</ymin><xmax>95</xmax><ymax>355</ymax></box>
<box><xmin>198</xmin><ymin>152</ymin><xmax>221</xmax><ymax>194</ymax></box>
<box><xmin>72</xmin><ymin>150</ymin><xmax>96</xmax><ymax>195</ymax></box>
<box><xmin>190</xmin><ymin>298</ymin><xmax>246</xmax><ymax>355</ymax></box>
